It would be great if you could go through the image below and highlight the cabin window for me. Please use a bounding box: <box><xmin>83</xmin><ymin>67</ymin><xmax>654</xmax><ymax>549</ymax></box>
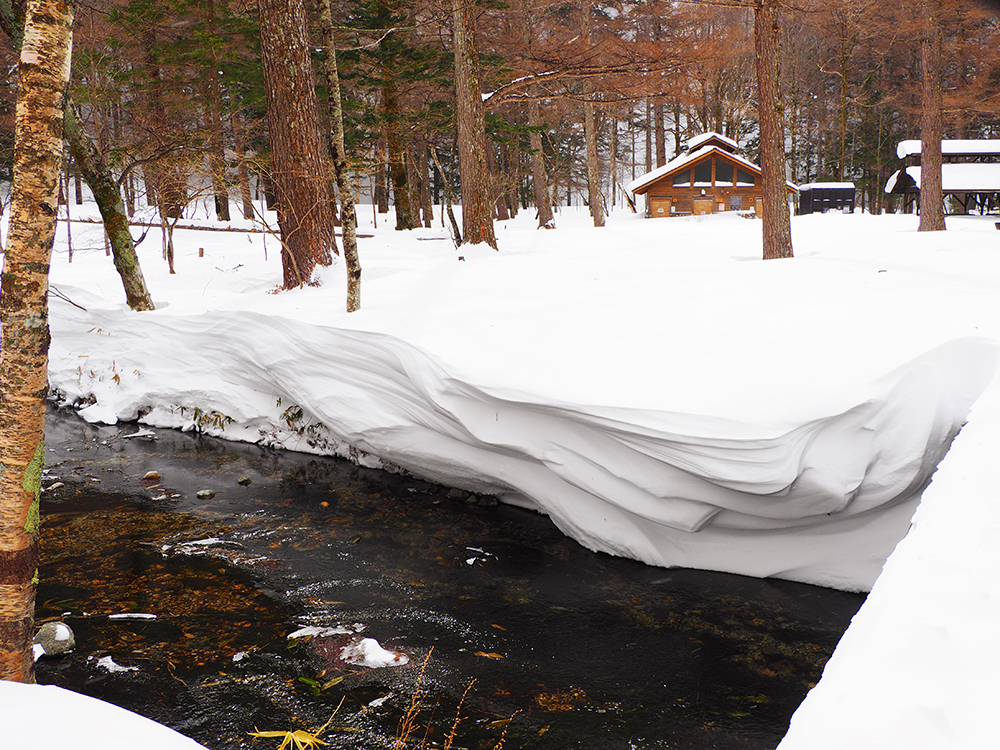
<box><xmin>715</xmin><ymin>161</ymin><xmax>734</xmax><ymax>186</ymax></box>
<box><xmin>736</xmin><ymin>168</ymin><xmax>756</xmax><ymax>186</ymax></box>
<box><xmin>693</xmin><ymin>160</ymin><xmax>712</xmax><ymax>186</ymax></box>
<box><xmin>672</xmin><ymin>170</ymin><xmax>691</xmax><ymax>187</ymax></box>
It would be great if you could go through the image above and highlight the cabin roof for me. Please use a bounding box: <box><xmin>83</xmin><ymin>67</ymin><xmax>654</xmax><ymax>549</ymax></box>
<box><xmin>885</xmin><ymin>164</ymin><xmax>1000</xmax><ymax>193</ymax></box>
<box><xmin>686</xmin><ymin>132</ymin><xmax>739</xmax><ymax>153</ymax></box>
<box><xmin>627</xmin><ymin>145</ymin><xmax>797</xmax><ymax>195</ymax></box>
<box><xmin>896</xmin><ymin>139</ymin><xmax>1000</xmax><ymax>159</ymax></box>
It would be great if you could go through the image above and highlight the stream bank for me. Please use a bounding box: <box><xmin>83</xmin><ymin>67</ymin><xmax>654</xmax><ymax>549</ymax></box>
<box><xmin>36</xmin><ymin>407</ymin><xmax>865</xmax><ymax>749</ymax></box>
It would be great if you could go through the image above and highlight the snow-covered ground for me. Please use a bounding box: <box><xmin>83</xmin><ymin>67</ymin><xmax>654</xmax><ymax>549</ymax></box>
<box><xmin>2</xmin><ymin>201</ymin><xmax>999</xmax><ymax>747</ymax></box>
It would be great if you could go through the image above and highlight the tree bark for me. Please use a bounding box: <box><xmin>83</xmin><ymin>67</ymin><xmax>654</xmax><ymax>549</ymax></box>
<box><xmin>0</xmin><ymin>0</ymin><xmax>74</xmax><ymax>684</ymax></box>
<box><xmin>918</xmin><ymin>0</ymin><xmax>946</xmax><ymax>232</ymax></box>
<box><xmin>318</xmin><ymin>0</ymin><xmax>362</xmax><ymax>312</ymax></box>
<box><xmin>452</xmin><ymin>0</ymin><xmax>497</xmax><ymax>248</ymax></box>
<box><xmin>204</xmin><ymin>0</ymin><xmax>230</xmax><ymax>222</ymax></box>
<box><xmin>258</xmin><ymin>0</ymin><xmax>337</xmax><ymax>287</ymax></box>
<box><xmin>581</xmin><ymin>0</ymin><xmax>604</xmax><ymax>227</ymax></box>
<box><xmin>64</xmin><ymin>105</ymin><xmax>154</xmax><ymax>309</ymax></box>
<box><xmin>755</xmin><ymin>0</ymin><xmax>793</xmax><ymax>259</ymax></box>
<box><xmin>527</xmin><ymin>99</ymin><xmax>554</xmax><ymax>228</ymax></box>
<box><xmin>230</xmin><ymin>108</ymin><xmax>255</xmax><ymax>220</ymax></box>
<box><xmin>383</xmin><ymin>76</ymin><xmax>415</xmax><ymax>230</ymax></box>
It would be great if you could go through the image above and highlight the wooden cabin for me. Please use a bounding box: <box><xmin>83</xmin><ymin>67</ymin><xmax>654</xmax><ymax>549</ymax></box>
<box><xmin>627</xmin><ymin>132</ymin><xmax>797</xmax><ymax>218</ymax></box>
<box><xmin>885</xmin><ymin>139</ymin><xmax>1000</xmax><ymax>215</ymax></box>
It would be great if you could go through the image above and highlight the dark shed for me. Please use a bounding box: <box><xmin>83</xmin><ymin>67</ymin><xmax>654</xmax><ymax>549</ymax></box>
<box><xmin>797</xmin><ymin>183</ymin><xmax>856</xmax><ymax>215</ymax></box>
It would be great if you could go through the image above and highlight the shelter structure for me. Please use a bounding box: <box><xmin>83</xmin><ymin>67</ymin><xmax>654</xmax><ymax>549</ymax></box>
<box><xmin>627</xmin><ymin>132</ymin><xmax>797</xmax><ymax>218</ymax></box>
<box><xmin>797</xmin><ymin>183</ymin><xmax>855</xmax><ymax>215</ymax></box>
<box><xmin>884</xmin><ymin>139</ymin><xmax>1000</xmax><ymax>215</ymax></box>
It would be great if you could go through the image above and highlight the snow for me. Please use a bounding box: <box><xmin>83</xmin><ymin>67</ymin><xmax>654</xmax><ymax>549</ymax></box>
<box><xmin>0</xmin><ymin>681</ymin><xmax>208</xmax><ymax>749</ymax></box>
<box><xmin>686</xmin><ymin>131</ymin><xmax>739</xmax><ymax>152</ymax></box>
<box><xmin>896</xmin><ymin>138</ymin><xmax>1000</xmax><ymax>159</ymax></box>
<box><xmin>340</xmin><ymin>637</ymin><xmax>409</xmax><ymax>667</ymax></box>
<box><xmin>2</xmin><ymin>202</ymin><xmax>1000</xmax><ymax>746</ymax></box>
<box><xmin>885</xmin><ymin>163</ymin><xmax>1000</xmax><ymax>192</ymax></box>
<box><xmin>799</xmin><ymin>182</ymin><xmax>854</xmax><ymax>190</ymax></box>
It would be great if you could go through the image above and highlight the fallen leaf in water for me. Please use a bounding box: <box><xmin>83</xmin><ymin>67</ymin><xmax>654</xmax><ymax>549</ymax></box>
<box><xmin>474</xmin><ymin>652</ymin><xmax>504</xmax><ymax>659</ymax></box>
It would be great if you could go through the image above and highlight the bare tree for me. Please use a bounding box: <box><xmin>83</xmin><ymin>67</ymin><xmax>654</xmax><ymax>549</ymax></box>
<box><xmin>0</xmin><ymin>0</ymin><xmax>74</xmax><ymax>683</ymax></box>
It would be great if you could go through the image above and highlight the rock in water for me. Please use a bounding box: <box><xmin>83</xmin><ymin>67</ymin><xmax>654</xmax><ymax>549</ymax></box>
<box><xmin>34</xmin><ymin>622</ymin><xmax>75</xmax><ymax>658</ymax></box>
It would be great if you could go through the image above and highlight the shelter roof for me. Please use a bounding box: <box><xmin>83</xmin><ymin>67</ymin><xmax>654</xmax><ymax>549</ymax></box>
<box><xmin>896</xmin><ymin>140</ymin><xmax>1000</xmax><ymax>159</ymax></box>
<box><xmin>884</xmin><ymin>164</ymin><xmax>1000</xmax><ymax>193</ymax></box>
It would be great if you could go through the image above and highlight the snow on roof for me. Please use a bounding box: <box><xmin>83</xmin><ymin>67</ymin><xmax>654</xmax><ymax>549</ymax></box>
<box><xmin>686</xmin><ymin>132</ymin><xmax>739</xmax><ymax>152</ymax></box>
<box><xmin>626</xmin><ymin>145</ymin><xmax>797</xmax><ymax>195</ymax></box>
<box><xmin>896</xmin><ymin>139</ymin><xmax>1000</xmax><ymax>159</ymax></box>
<box><xmin>799</xmin><ymin>182</ymin><xmax>855</xmax><ymax>191</ymax></box>
<box><xmin>884</xmin><ymin>164</ymin><xmax>1000</xmax><ymax>193</ymax></box>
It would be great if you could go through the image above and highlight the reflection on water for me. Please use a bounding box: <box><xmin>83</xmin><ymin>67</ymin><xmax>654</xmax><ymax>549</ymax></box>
<box><xmin>37</xmin><ymin>408</ymin><xmax>864</xmax><ymax>749</ymax></box>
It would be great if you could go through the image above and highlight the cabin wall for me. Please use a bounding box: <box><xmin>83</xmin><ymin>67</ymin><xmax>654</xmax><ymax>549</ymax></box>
<box><xmin>646</xmin><ymin>186</ymin><xmax>761</xmax><ymax>217</ymax></box>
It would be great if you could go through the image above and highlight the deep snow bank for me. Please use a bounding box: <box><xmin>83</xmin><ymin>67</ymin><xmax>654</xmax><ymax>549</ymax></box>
<box><xmin>778</xmin><ymin>366</ymin><xmax>1000</xmax><ymax>748</ymax></box>
<box><xmin>48</xmin><ymin>294</ymin><xmax>998</xmax><ymax>592</ymax></box>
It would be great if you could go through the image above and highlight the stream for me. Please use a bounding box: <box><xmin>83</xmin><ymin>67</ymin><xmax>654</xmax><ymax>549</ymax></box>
<box><xmin>36</xmin><ymin>407</ymin><xmax>865</xmax><ymax>750</ymax></box>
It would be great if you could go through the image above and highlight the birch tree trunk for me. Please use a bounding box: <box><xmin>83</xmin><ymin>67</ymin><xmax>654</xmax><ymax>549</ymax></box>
<box><xmin>318</xmin><ymin>0</ymin><xmax>362</xmax><ymax>312</ymax></box>
<box><xmin>0</xmin><ymin>0</ymin><xmax>73</xmax><ymax>684</ymax></box>
<box><xmin>755</xmin><ymin>0</ymin><xmax>793</xmax><ymax>259</ymax></box>
<box><xmin>918</xmin><ymin>0</ymin><xmax>946</xmax><ymax>232</ymax></box>
<box><xmin>452</xmin><ymin>0</ymin><xmax>497</xmax><ymax>248</ymax></box>
<box><xmin>258</xmin><ymin>0</ymin><xmax>337</xmax><ymax>287</ymax></box>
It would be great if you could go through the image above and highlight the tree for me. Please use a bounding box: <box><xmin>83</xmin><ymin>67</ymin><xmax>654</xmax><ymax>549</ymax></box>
<box><xmin>0</xmin><ymin>0</ymin><xmax>155</xmax><ymax>312</ymax></box>
<box><xmin>452</xmin><ymin>0</ymin><xmax>498</xmax><ymax>248</ymax></box>
<box><xmin>318</xmin><ymin>0</ymin><xmax>362</xmax><ymax>312</ymax></box>
<box><xmin>0</xmin><ymin>0</ymin><xmax>74</xmax><ymax>683</ymax></box>
<box><xmin>258</xmin><ymin>0</ymin><xmax>337</xmax><ymax>287</ymax></box>
<box><xmin>755</xmin><ymin>0</ymin><xmax>793</xmax><ymax>259</ymax></box>
<box><xmin>918</xmin><ymin>0</ymin><xmax>946</xmax><ymax>231</ymax></box>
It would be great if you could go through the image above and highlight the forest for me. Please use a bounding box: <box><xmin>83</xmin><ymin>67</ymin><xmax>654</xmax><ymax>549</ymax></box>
<box><xmin>1</xmin><ymin>0</ymin><xmax>999</xmax><ymax>239</ymax></box>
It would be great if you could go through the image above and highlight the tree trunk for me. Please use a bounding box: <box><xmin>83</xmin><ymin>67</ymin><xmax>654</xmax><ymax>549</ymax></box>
<box><xmin>0</xmin><ymin>0</ymin><xmax>73</xmax><ymax>684</ymax></box>
<box><xmin>527</xmin><ymin>99</ymin><xmax>554</xmax><ymax>228</ymax></box>
<box><xmin>258</xmin><ymin>0</ymin><xmax>338</xmax><ymax>288</ymax></box>
<box><xmin>417</xmin><ymin>145</ymin><xmax>432</xmax><ymax>228</ymax></box>
<box><xmin>583</xmin><ymin>99</ymin><xmax>605</xmax><ymax>226</ymax></box>
<box><xmin>452</xmin><ymin>0</ymin><xmax>497</xmax><ymax>248</ymax></box>
<box><xmin>918</xmin><ymin>0</ymin><xmax>946</xmax><ymax>232</ymax></box>
<box><xmin>653</xmin><ymin>98</ymin><xmax>666</xmax><ymax>168</ymax></box>
<box><xmin>204</xmin><ymin>0</ymin><xmax>230</xmax><ymax>222</ymax></box>
<box><xmin>383</xmin><ymin>77</ymin><xmax>414</xmax><ymax>230</ymax></box>
<box><xmin>581</xmin><ymin>1</ymin><xmax>604</xmax><ymax>227</ymax></box>
<box><xmin>755</xmin><ymin>0</ymin><xmax>793</xmax><ymax>259</ymax></box>
<box><xmin>230</xmin><ymin>108</ymin><xmax>255</xmax><ymax>220</ymax></box>
<box><xmin>318</xmin><ymin>0</ymin><xmax>362</xmax><ymax>312</ymax></box>
<box><xmin>65</xmin><ymin>104</ymin><xmax>155</xmax><ymax>310</ymax></box>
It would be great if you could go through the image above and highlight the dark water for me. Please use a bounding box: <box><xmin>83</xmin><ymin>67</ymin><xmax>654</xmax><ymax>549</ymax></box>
<box><xmin>36</xmin><ymin>408</ymin><xmax>864</xmax><ymax>750</ymax></box>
